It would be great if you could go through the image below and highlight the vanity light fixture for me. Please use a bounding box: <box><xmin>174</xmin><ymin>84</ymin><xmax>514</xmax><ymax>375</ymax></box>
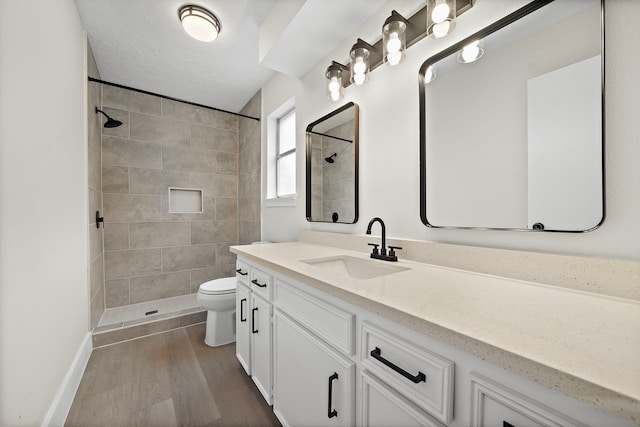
<box><xmin>458</xmin><ymin>39</ymin><xmax>484</xmax><ymax>63</ymax></box>
<box><xmin>326</xmin><ymin>62</ymin><xmax>348</xmax><ymax>101</ymax></box>
<box><xmin>178</xmin><ymin>4</ymin><xmax>221</xmax><ymax>42</ymax></box>
<box><xmin>427</xmin><ymin>0</ymin><xmax>456</xmax><ymax>39</ymax></box>
<box><xmin>350</xmin><ymin>39</ymin><xmax>376</xmax><ymax>85</ymax></box>
<box><xmin>382</xmin><ymin>11</ymin><xmax>408</xmax><ymax>66</ymax></box>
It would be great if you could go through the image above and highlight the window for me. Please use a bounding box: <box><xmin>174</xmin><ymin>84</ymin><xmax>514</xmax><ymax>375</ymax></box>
<box><xmin>276</xmin><ymin>108</ymin><xmax>296</xmax><ymax>197</ymax></box>
<box><xmin>266</xmin><ymin>98</ymin><xmax>296</xmax><ymax>206</ymax></box>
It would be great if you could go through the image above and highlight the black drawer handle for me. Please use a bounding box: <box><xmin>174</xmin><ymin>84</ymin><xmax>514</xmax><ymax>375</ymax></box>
<box><xmin>251</xmin><ymin>307</ymin><xmax>258</xmax><ymax>333</ymax></box>
<box><xmin>235</xmin><ymin>268</ymin><xmax>248</xmax><ymax>276</ymax></box>
<box><xmin>370</xmin><ymin>347</ymin><xmax>426</xmax><ymax>384</ymax></box>
<box><xmin>327</xmin><ymin>372</ymin><xmax>338</xmax><ymax>419</ymax></box>
<box><xmin>251</xmin><ymin>278</ymin><xmax>267</xmax><ymax>288</ymax></box>
<box><xmin>240</xmin><ymin>298</ymin><xmax>247</xmax><ymax>322</ymax></box>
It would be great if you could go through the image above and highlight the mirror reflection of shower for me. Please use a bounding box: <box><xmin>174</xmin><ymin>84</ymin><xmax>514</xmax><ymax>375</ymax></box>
<box><xmin>95</xmin><ymin>107</ymin><xmax>123</xmax><ymax>128</ymax></box>
<box><xmin>325</xmin><ymin>153</ymin><xmax>337</xmax><ymax>163</ymax></box>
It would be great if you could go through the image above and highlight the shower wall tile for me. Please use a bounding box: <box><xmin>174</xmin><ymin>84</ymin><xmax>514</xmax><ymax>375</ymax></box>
<box><xmin>103</xmin><ymin>194</ymin><xmax>161</xmax><ymax>222</ymax></box>
<box><xmin>129</xmin><ymin>168</ymin><xmax>190</xmax><ymax>195</ymax></box>
<box><xmin>103</xmin><ymin>85</ymin><xmax>162</xmax><ymax>116</ymax></box>
<box><xmin>212</xmin><ymin>174</ymin><xmax>237</xmax><ymax>198</ymax></box>
<box><xmin>90</xmin><ymin>288</ymin><xmax>105</xmax><ymax>329</ymax></box>
<box><xmin>216</xmin><ymin>111</ymin><xmax>238</xmax><ymax>131</ymax></box>
<box><xmin>101</xmin><ymin>107</ymin><xmax>130</xmax><ymax>138</ymax></box>
<box><xmin>190</xmin><ymin>266</ymin><xmax>235</xmax><ymax>292</ymax></box>
<box><xmin>89</xmin><ymin>187</ymin><xmax>101</xmax><ymax>226</ymax></box>
<box><xmin>104</xmin><ymin>249</ymin><xmax>162</xmax><ymax>280</ymax></box>
<box><xmin>162</xmin><ymin>99</ymin><xmax>216</xmax><ymax>125</ymax></box>
<box><xmin>104</xmin><ymin>223</ymin><xmax>129</xmax><ymax>252</ymax></box>
<box><xmin>130</xmin><ymin>222</ymin><xmax>190</xmax><ymax>249</ymax></box>
<box><xmin>162</xmin><ymin>245</ymin><xmax>216</xmax><ymax>272</ymax></box>
<box><xmin>238</xmin><ymin>196</ymin><xmax>259</xmax><ymax>223</ymax></box>
<box><xmin>161</xmin><ymin>197</ymin><xmax>216</xmax><ymax>221</ymax></box>
<box><xmin>238</xmin><ymin>90</ymin><xmax>262</xmax><ymax>245</ymax></box>
<box><xmin>90</xmin><ymin>255</ymin><xmax>104</xmax><ymax>301</ymax></box>
<box><xmin>190</xmin><ymin>125</ymin><xmax>237</xmax><ymax>153</ymax></box>
<box><xmin>162</xmin><ymin>145</ymin><xmax>217</xmax><ymax>173</ymax></box>
<box><xmin>102</xmin><ymin>165</ymin><xmax>130</xmax><ymax>194</ymax></box>
<box><xmin>216</xmin><ymin>243</ymin><xmax>237</xmax><ymax>266</ymax></box>
<box><xmin>191</xmin><ymin>220</ymin><xmax>238</xmax><ymax>244</ymax></box>
<box><xmin>130</xmin><ymin>112</ymin><xmax>190</xmax><ymax>146</ymax></box>
<box><xmin>189</xmin><ymin>173</ymin><xmax>217</xmax><ymax>198</ymax></box>
<box><xmin>239</xmin><ymin>221</ymin><xmax>261</xmax><ymax>246</ymax></box>
<box><xmin>105</xmin><ymin>278</ymin><xmax>130</xmax><ymax>308</ymax></box>
<box><xmin>89</xmin><ymin>221</ymin><xmax>104</xmax><ymax>263</ymax></box>
<box><xmin>130</xmin><ymin>271</ymin><xmax>191</xmax><ymax>304</ymax></box>
<box><xmin>102</xmin><ymin>136</ymin><xmax>161</xmax><ymax>169</ymax></box>
<box><xmin>217</xmin><ymin>152</ymin><xmax>237</xmax><ymax>174</ymax></box>
<box><xmin>216</xmin><ymin>198</ymin><xmax>237</xmax><ymax>220</ymax></box>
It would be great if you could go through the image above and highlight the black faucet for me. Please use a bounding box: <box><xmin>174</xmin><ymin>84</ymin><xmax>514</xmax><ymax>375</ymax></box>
<box><xmin>366</xmin><ymin>217</ymin><xmax>402</xmax><ymax>262</ymax></box>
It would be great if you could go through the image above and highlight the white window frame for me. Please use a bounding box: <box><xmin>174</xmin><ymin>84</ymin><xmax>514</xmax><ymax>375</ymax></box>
<box><xmin>265</xmin><ymin>98</ymin><xmax>297</xmax><ymax>207</ymax></box>
<box><xmin>275</xmin><ymin>108</ymin><xmax>296</xmax><ymax>198</ymax></box>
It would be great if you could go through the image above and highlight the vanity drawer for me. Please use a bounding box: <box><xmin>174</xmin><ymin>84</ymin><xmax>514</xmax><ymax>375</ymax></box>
<box><xmin>361</xmin><ymin>322</ymin><xmax>454</xmax><ymax>424</ymax></box>
<box><xmin>235</xmin><ymin>259</ymin><xmax>250</xmax><ymax>284</ymax></box>
<box><xmin>250</xmin><ymin>265</ymin><xmax>273</xmax><ymax>300</ymax></box>
<box><xmin>275</xmin><ymin>278</ymin><xmax>355</xmax><ymax>355</ymax></box>
<box><xmin>469</xmin><ymin>372</ymin><xmax>586</xmax><ymax>427</ymax></box>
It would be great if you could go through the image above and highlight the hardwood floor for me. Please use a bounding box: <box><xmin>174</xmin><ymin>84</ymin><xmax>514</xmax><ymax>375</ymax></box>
<box><xmin>65</xmin><ymin>324</ymin><xmax>281</xmax><ymax>427</ymax></box>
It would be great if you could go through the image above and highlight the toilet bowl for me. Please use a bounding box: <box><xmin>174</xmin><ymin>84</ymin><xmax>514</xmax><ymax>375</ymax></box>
<box><xmin>197</xmin><ymin>277</ymin><xmax>236</xmax><ymax>347</ymax></box>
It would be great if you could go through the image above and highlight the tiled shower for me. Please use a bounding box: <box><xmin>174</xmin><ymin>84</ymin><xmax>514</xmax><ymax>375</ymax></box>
<box><xmin>87</xmin><ymin>53</ymin><xmax>261</xmax><ymax>338</ymax></box>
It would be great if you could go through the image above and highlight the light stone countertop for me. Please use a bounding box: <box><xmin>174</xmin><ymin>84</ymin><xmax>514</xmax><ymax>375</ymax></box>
<box><xmin>231</xmin><ymin>241</ymin><xmax>640</xmax><ymax>424</ymax></box>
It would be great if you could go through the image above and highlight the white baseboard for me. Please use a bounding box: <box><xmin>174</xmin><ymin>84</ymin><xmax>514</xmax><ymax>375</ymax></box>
<box><xmin>41</xmin><ymin>332</ymin><xmax>92</xmax><ymax>427</ymax></box>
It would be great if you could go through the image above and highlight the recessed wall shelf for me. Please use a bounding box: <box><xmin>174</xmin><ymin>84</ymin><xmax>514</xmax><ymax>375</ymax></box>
<box><xmin>168</xmin><ymin>187</ymin><xmax>203</xmax><ymax>213</ymax></box>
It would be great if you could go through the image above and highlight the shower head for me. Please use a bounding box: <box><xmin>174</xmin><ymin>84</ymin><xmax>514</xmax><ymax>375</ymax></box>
<box><xmin>324</xmin><ymin>153</ymin><xmax>337</xmax><ymax>164</ymax></box>
<box><xmin>95</xmin><ymin>107</ymin><xmax>123</xmax><ymax>128</ymax></box>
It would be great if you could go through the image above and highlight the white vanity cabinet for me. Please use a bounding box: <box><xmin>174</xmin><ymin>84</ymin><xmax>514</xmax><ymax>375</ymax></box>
<box><xmin>235</xmin><ymin>260</ymin><xmax>273</xmax><ymax>404</ymax></box>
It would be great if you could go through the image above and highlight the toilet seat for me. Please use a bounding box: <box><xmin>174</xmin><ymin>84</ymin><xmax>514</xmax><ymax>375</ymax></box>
<box><xmin>199</xmin><ymin>277</ymin><xmax>236</xmax><ymax>295</ymax></box>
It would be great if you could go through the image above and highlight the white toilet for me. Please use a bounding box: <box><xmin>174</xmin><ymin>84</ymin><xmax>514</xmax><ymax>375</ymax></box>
<box><xmin>197</xmin><ymin>276</ymin><xmax>237</xmax><ymax>347</ymax></box>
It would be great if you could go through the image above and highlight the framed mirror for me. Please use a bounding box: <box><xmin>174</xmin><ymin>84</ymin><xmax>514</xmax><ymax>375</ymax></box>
<box><xmin>306</xmin><ymin>102</ymin><xmax>359</xmax><ymax>223</ymax></box>
<box><xmin>419</xmin><ymin>0</ymin><xmax>603</xmax><ymax>232</ymax></box>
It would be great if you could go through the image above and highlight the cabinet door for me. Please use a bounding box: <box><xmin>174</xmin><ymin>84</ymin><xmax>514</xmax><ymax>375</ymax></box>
<box><xmin>251</xmin><ymin>293</ymin><xmax>273</xmax><ymax>404</ymax></box>
<box><xmin>273</xmin><ymin>311</ymin><xmax>354</xmax><ymax>427</ymax></box>
<box><xmin>361</xmin><ymin>370</ymin><xmax>444</xmax><ymax>427</ymax></box>
<box><xmin>236</xmin><ymin>281</ymin><xmax>251</xmax><ymax>375</ymax></box>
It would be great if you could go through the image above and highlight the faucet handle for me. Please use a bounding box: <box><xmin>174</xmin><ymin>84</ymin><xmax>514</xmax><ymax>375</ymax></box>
<box><xmin>388</xmin><ymin>245</ymin><xmax>403</xmax><ymax>258</ymax></box>
<box><xmin>367</xmin><ymin>243</ymin><xmax>380</xmax><ymax>256</ymax></box>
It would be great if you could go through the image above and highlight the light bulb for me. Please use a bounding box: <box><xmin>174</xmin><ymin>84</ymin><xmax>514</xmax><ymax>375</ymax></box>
<box><xmin>424</xmin><ymin>66</ymin><xmax>436</xmax><ymax>83</ymax></box>
<box><xmin>353</xmin><ymin>57</ymin><xmax>367</xmax><ymax>75</ymax></box>
<box><xmin>431</xmin><ymin>3</ymin><xmax>450</xmax><ymax>24</ymax></box>
<box><xmin>432</xmin><ymin>21</ymin><xmax>451</xmax><ymax>38</ymax></box>
<box><xmin>329</xmin><ymin>90</ymin><xmax>341</xmax><ymax>101</ymax></box>
<box><xmin>461</xmin><ymin>46</ymin><xmax>480</xmax><ymax>62</ymax></box>
<box><xmin>387</xmin><ymin>51</ymin><xmax>402</xmax><ymax>66</ymax></box>
<box><xmin>386</xmin><ymin>32</ymin><xmax>401</xmax><ymax>53</ymax></box>
<box><xmin>328</xmin><ymin>78</ymin><xmax>340</xmax><ymax>93</ymax></box>
<box><xmin>353</xmin><ymin>72</ymin><xmax>366</xmax><ymax>85</ymax></box>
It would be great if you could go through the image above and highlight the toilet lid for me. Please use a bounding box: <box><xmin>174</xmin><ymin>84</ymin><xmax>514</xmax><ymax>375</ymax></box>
<box><xmin>199</xmin><ymin>277</ymin><xmax>236</xmax><ymax>295</ymax></box>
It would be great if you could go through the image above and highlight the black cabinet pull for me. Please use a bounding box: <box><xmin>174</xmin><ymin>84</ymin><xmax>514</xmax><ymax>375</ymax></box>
<box><xmin>503</xmin><ymin>422</ymin><xmax>515</xmax><ymax>427</ymax></box>
<box><xmin>235</xmin><ymin>268</ymin><xmax>248</xmax><ymax>276</ymax></box>
<box><xmin>240</xmin><ymin>298</ymin><xmax>247</xmax><ymax>322</ymax></box>
<box><xmin>251</xmin><ymin>278</ymin><xmax>267</xmax><ymax>288</ymax></box>
<box><xmin>327</xmin><ymin>372</ymin><xmax>338</xmax><ymax>419</ymax></box>
<box><xmin>251</xmin><ymin>307</ymin><xmax>258</xmax><ymax>333</ymax></box>
<box><xmin>370</xmin><ymin>347</ymin><xmax>426</xmax><ymax>384</ymax></box>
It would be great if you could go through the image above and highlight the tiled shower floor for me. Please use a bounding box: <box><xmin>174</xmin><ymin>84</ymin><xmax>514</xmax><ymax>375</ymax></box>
<box><xmin>96</xmin><ymin>293</ymin><xmax>203</xmax><ymax>333</ymax></box>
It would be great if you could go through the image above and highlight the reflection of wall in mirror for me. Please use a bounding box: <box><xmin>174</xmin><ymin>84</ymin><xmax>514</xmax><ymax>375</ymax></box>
<box><xmin>320</xmin><ymin>121</ymin><xmax>355</xmax><ymax>223</ymax></box>
<box><xmin>425</xmin><ymin>5</ymin><xmax>600</xmax><ymax>229</ymax></box>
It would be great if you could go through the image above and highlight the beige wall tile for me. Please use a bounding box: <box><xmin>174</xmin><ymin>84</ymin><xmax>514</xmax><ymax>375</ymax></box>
<box><xmin>129</xmin><ymin>271</ymin><xmax>191</xmax><ymax>304</ymax></box>
<box><xmin>216</xmin><ymin>243</ymin><xmax>237</xmax><ymax>266</ymax></box>
<box><xmin>103</xmin><ymin>194</ymin><xmax>161</xmax><ymax>222</ymax></box>
<box><xmin>216</xmin><ymin>198</ymin><xmax>237</xmax><ymax>220</ymax></box>
<box><xmin>90</xmin><ymin>289</ymin><xmax>105</xmax><ymax>329</ymax></box>
<box><xmin>190</xmin><ymin>124</ymin><xmax>237</xmax><ymax>153</ymax></box>
<box><xmin>238</xmin><ymin>169</ymin><xmax>260</xmax><ymax>198</ymax></box>
<box><xmin>129</xmin><ymin>168</ymin><xmax>190</xmax><ymax>195</ymax></box>
<box><xmin>102</xmin><ymin>165</ymin><xmax>130</xmax><ymax>194</ymax></box>
<box><xmin>190</xmin><ymin>266</ymin><xmax>235</xmax><ymax>291</ymax></box>
<box><xmin>239</xmin><ymin>90</ymin><xmax>261</xmax><ymax>118</ymax></box>
<box><xmin>105</xmin><ymin>278</ymin><xmax>130</xmax><ymax>308</ymax></box>
<box><xmin>239</xmin><ymin>221</ymin><xmax>261</xmax><ymax>245</ymax></box>
<box><xmin>191</xmin><ymin>221</ymin><xmax>237</xmax><ymax>244</ymax></box>
<box><xmin>130</xmin><ymin>222</ymin><xmax>190</xmax><ymax>249</ymax></box>
<box><xmin>217</xmin><ymin>152</ymin><xmax>237</xmax><ymax>174</ymax></box>
<box><xmin>238</xmin><ymin>196</ymin><xmax>259</xmax><ymax>222</ymax></box>
<box><xmin>100</xmin><ymin>107</ymin><xmax>130</xmax><ymax>138</ymax></box>
<box><xmin>93</xmin><ymin>317</ymin><xmax>181</xmax><ymax>347</ymax></box>
<box><xmin>189</xmin><ymin>173</ymin><xmax>216</xmax><ymax>198</ymax></box>
<box><xmin>162</xmin><ymin>145</ymin><xmax>216</xmax><ymax>173</ymax></box>
<box><xmin>212</xmin><ymin>174</ymin><xmax>237</xmax><ymax>198</ymax></box>
<box><xmin>162</xmin><ymin>99</ymin><xmax>216</xmax><ymax>125</ymax></box>
<box><xmin>89</xmin><ymin>220</ymin><xmax>104</xmax><ymax>262</ymax></box>
<box><xmin>216</xmin><ymin>111</ymin><xmax>238</xmax><ymax>131</ymax></box>
<box><xmin>162</xmin><ymin>245</ymin><xmax>215</xmax><ymax>272</ymax></box>
<box><xmin>130</xmin><ymin>112</ymin><xmax>189</xmax><ymax>146</ymax></box>
<box><xmin>103</xmin><ymin>85</ymin><xmax>162</xmax><ymax>116</ymax></box>
<box><xmin>102</xmin><ymin>136</ymin><xmax>161</xmax><ymax>169</ymax></box>
<box><xmin>104</xmin><ymin>249</ymin><xmax>161</xmax><ymax>280</ymax></box>
<box><xmin>180</xmin><ymin>311</ymin><xmax>206</xmax><ymax>327</ymax></box>
<box><xmin>90</xmin><ymin>255</ymin><xmax>104</xmax><ymax>301</ymax></box>
<box><xmin>161</xmin><ymin>197</ymin><xmax>216</xmax><ymax>221</ymax></box>
<box><xmin>104</xmin><ymin>223</ymin><xmax>129</xmax><ymax>252</ymax></box>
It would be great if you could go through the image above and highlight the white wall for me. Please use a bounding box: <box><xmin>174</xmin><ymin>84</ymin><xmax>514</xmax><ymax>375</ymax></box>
<box><xmin>0</xmin><ymin>0</ymin><xmax>90</xmax><ymax>424</ymax></box>
<box><xmin>261</xmin><ymin>0</ymin><xmax>640</xmax><ymax>261</ymax></box>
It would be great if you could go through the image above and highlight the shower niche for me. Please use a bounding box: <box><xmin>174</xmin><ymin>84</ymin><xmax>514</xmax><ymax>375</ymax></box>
<box><xmin>305</xmin><ymin>102</ymin><xmax>359</xmax><ymax>223</ymax></box>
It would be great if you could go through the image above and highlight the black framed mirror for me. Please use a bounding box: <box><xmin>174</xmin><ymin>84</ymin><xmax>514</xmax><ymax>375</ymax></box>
<box><xmin>306</xmin><ymin>102</ymin><xmax>359</xmax><ymax>223</ymax></box>
<box><xmin>419</xmin><ymin>0</ymin><xmax>604</xmax><ymax>232</ymax></box>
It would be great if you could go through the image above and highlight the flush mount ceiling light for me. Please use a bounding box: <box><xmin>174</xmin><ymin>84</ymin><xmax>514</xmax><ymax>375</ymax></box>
<box><xmin>427</xmin><ymin>0</ymin><xmax>456</xmax><ymax>39</ymax></box>
<box><xmin>178</xmin><ymin>4</ymin><xmax>221</xmax><ymax>42</ymax></box>
<box><xmin>458</xmin><ymin>39</ymin><xmax>484</xmax><ymax>63</ymax></box>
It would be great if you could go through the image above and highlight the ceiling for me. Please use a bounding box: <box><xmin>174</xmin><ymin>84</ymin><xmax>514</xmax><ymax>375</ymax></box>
<box><xmin>74</xmin><ymin>0</ymin><xmax>388</xmax><ymax>113</ymax></box>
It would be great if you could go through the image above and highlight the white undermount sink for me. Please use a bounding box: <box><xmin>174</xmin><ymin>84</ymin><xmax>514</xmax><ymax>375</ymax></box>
<box><xmin>301</xmin><ymin>255</ymin><xmax>409</xmax><ymax>280</ymax></box>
